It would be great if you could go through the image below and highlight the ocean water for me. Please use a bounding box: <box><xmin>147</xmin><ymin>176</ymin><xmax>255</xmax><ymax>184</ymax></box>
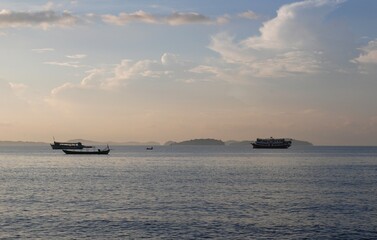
<box><xmin>0</xmin><ymin>145</ymin><xmax>377</xmax><ymax>239</ymax></box>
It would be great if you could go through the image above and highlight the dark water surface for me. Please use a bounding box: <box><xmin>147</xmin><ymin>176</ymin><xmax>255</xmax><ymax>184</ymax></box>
<box><xmin>1</xmin><ymin>145</ymin><xmax>377</xmax><ymax>239</ymax></box>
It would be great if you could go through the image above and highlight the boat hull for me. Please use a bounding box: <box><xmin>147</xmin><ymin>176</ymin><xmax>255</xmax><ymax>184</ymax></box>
<box><xmin>62</xmin><ymin>149</ymin><xmax>110</xmax><ymax>155</ymax></box>
<box><xmin>251</xmin><ymin>137</ymin><xmax>292</xmax><ymax>149</ymax></box>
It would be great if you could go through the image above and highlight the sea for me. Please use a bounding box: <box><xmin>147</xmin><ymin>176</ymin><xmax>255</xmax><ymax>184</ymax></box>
<box><xmin>0</xmin><ymin>145</ymin><xmax>377</xmax><ymax>239</ymax></box>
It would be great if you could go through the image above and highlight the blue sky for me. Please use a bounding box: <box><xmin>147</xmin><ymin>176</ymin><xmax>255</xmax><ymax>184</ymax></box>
<box><xmin>1</xmin><ymin>0</ymin><xmax>377</xmax><ymax>145</ymax></box>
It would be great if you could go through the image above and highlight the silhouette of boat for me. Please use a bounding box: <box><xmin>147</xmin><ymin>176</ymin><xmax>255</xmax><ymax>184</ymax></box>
<box><xmin>251</xmin><ymin>137</ymin><xmax>292</xmax><ymax>149</ymax></box>
<box><xmin>62</xmin><ymin>146</ymin><xmax>110</xmax><ymax>155</ymax></box>
<box><xmin>51</xmin><ymin>141</ymin><xmax>92</xmax><ymax>150</ymax></box>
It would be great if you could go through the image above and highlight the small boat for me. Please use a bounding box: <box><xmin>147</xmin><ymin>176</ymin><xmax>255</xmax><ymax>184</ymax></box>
<box><xmin>146</xmin><ymin>146</ymin><xmax>153</xmax><ymax>150</ymax></box>
<box><xmin>251</xmin><ymin>137</ymin><xmax>292</xmax><ymax>149</ymax></box>
<box><xmin>62</xmin><ymin>146</ymin><xmax>110</xmax><ymax>155</ymax></box>
<box><xmin>51</xmin><ymin>141</ymin><xmax>92</xmax><ymax>150</ymax></box>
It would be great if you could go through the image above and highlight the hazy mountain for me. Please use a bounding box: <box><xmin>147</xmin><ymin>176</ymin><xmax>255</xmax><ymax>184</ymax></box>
<box><xmin>291</xmin><ymin>139</ymin><xmax>313</xmax><ymax>146</ymax></box>
<box><xmin>0</xmin><ymin>141</ymin><xmax>47</xmax><ymax>146</ymax></box>
<box><xmin>225</xmin><ymin>140</ymin><xmax>252</xmax><ymax>146</ymax></box>
<box><xmin>165</xmin><ymin>139</ymin><xmax>225</xmax><ymax>146</ymax></box>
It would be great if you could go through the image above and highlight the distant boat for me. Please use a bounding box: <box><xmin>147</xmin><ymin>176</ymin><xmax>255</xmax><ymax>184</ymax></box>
<box><xmin>146</xmin><ymin>146</ymin><xmax>153</xmax><ymax>150</ymax></box>
<box><xmin>251</xmin><ymin>137</ymin><xmax>292</xmax><ymax>149</ymax></box>
<box><xmin>62</xmin><ymin>146</ymin><xmax>110</xmax><ymax>155</ymax></box>
<box><xmin>50</xmin><ymin>141</ymin><xmax>92</xmax><ymax>150</ymax></box>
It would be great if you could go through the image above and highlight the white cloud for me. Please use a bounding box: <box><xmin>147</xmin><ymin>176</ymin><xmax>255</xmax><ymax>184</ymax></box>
<box><xmin>66</xmin><ymin>54</ymin><xmax>87</xmax><ymax>59</ymax></box>
<box><xmin>101</xmin><ymin>53</ymin><xmax>197</xmax><ymax>88</ymax></box>
<box><xmin>50</xmin><ymin>52</ymin><xmax>215</xmax><ymax>98</ymax></box>
<box><xmin>7</xmin><ymin>82</ymin><xmax>36</xmax><ymax>104</ymax></box>
<box><xmin>210</xmin><ymin>33</ymin><xmax>255</xmax><ymax>64</ymax></box>
<box><xmin>104</xmin><ymin>59</ymin><xmax>167</xmax><ymax>88</ymax></box>
<box><xmin>102</xmin><ymin>11</ymin><xmax>226</xmax><ymax>26</ymax></box>
<box><xmin>161</xmin><ymin>53</ymin><xmax>180</xmax><ymax>66</ymax></box>
<box><xmin>102</xmin><ymin>10</ymin><xmax>158</xmax><ymax>25</ymax></box>
<box><xmin>242</xmin><ymin>0</ymin><xmax>344</xmax><ymax>50</ymax></box>
<box><xmin>44</xmin><ymin>61</ymin><xmax>87</xmax><ymax>68</ymax></box>
<box><xmin>32</xmin><ymin>48</ymin><xmax>55</xmax><ymax>53</ymax></box>
<box><xmin>208</xmin><ymin>0</ymin><xmax>345</xmax><ymax>78</ymax></box>
<box><xmin>9</xmin><ymin>82</ymin><xmax>28</xmax><ymax>92</ymax></box>
<box><xmin>249</xmin><ymin>51</ymin><xmax>322</xmax><ymax>77</ymax></box>
<box><xmin>238</xmin><ymin>10</ymin><xmax>259</xmax><ymax>20</ymax></box>
<box><xmin>165</xmin><ymin>12</ymin><xmax>211</xmax><ymax>26</ymax></box>
<box><xmin>353</xmin><ymin>40</ymin><xmax>377</xmax><ymax>64</ymax></box>
<box><xmin>51</xmin><ymin>68</ymin><xmax>107</xmax><ymax>96</ymax></box>
<box><xmin>0</xmin><ymin>9</ymin><xmax>79</xmax><ymax>29</ymax></box>
<box><xmin>216</xmin><ymin>14</ymin><xmax>231</xmax><ymax>25</ymax></box>
<box><xmin>43</xmin><ymin>2</ymin><xmax>55</xmax><ymax>11</ymax></box>
<box><xmin>189</xmin><ymin>65</ymin><xmax>220</xmax><ymax>75</ymax></box>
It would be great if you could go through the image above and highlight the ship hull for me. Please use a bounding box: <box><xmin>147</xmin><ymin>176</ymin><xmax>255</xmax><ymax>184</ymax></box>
<box><xmin>251</xmin><ymin>137</ymin><xmax>292</xmax><ymax>149</ymax></box>
<box><xmin>62</xmin><ymin>149</ymin><xmax>110</xmax><ymax>155</ymax></box>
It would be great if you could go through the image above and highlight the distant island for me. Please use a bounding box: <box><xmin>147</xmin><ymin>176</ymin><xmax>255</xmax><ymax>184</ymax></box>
<box><xmin>166</xmin><ymin>139</ymin><xmax>225</xmax><ymax>146</ymax></box>
<box><xmin>290</xmin><ymin>139</ymin><xmax>313</xmax><ymax>146</ymax></box>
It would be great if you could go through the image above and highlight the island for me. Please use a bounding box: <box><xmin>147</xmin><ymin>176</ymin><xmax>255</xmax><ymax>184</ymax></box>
<box><xmin>291</xmin><ymin>139</ymin><xmax>313</xmax><ymax>146</ymax></box>
<box><xmin>165</xmin><ymin>139</ymin><xmax>225</xmax><ymax>146</ymax></box>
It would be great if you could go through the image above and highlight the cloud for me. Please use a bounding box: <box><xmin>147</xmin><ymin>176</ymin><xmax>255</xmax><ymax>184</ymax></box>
<box><xmin>209</xmin><ymin>0</ymin><xmax>345</xmax><ymax>78</ymax></box>
<box><xmin>66</xmin><ymin>54</ymin><xmax>87</xmax><ymax>59</ymax></box>
<box><xmin>209</xmin><ymin>33</ymin><xmax>256</xmax><ymax>64</ymax></box>
<box><xmin>161</xmin><ymin>53</ymin><xmax>180</xmax><ymax>65</ymax></box>
<box><xmin>104</xmin><ymin>59</ymin><xmax>168</xmax><ymax>88</ymax></box>
<box><xmin>216</xmin><ymin>14</ymin><xmax>231</xmax><ymax>24</ymax></box>
<box><xmin>9</xmin><ymin>82</ymin><xmax>28</xmax><ymax>92</ymax></box>
<box><xmin>102</xmin><ymin>10</ymin><xmax>157</xmax><ymax>25</ymax></box>
<box><xmin>43</xmin><ymin>2</ymin><xmax>55</xmax><ymax>11</ymax></box>
<box><xmin>0</xmin><ymin>9</ymin><xmax>80</xmax><ymax>29</ymax></box>
<box><xmin>352</xmin><ymin>39</ymin><xmax>377</xmax><ymax>74</ymax></box>
<box><xmin>50</xmin><ymin>56</ymin><xmax>169</xmax><ymax>95</ymax></box>
<box><xmin>44</xmin><ymin>61</ymin><xmax>87</xmax><ymax>68</ymax></box>
<box><xmin>50</xmin><ymin>52</ymin><xmax>214</xmax><ymax>98</ymax></box>
<box><xmin>7</xmin><ymin>82</ymin><xmax>35</xmax><ymax>104</ymax></box>
<box><xmin>50</xmin><ymin>68</ymin><xmax>107</xmax><ymax>96</ymax></box>
<box><xmin>102</xmin><ymin>11</ymin><xmax>226</xmax><ymax>26</ymax></box>
<box><xmin>353</xmin><ymin>40</ymin><xmax>377</xmax><ymax>64</ymax></box>
<box><xmin>243</xmin><ymin>0</ymin><xmax>344</xmax><ymax>50</ymax></box>
<box><xmin>165</xmin><ymin>12</ymin><xmax>212</xmax><ymax>25</ymax></box>
<box><xmin>238</xmin><ymin>10</ymin><xmax>259</xmax><ymax>20</ymax></box>
<box><xmin>32</xmin><ymin>48</ymin><xmax>55</xmax><ymax>53</ymax></box>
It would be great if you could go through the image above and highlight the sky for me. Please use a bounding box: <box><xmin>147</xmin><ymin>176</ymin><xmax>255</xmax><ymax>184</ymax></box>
<box><xmin>1</xmin><ymin>0</ymin><xmax>377</xmax><ymax>145</ymax></box>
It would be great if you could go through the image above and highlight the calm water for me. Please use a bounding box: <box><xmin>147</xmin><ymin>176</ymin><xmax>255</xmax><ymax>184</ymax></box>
<box><xmin>1</xmin><ymin>145</ymin><xmax>377</xmax><ymax>239</ymax></box>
